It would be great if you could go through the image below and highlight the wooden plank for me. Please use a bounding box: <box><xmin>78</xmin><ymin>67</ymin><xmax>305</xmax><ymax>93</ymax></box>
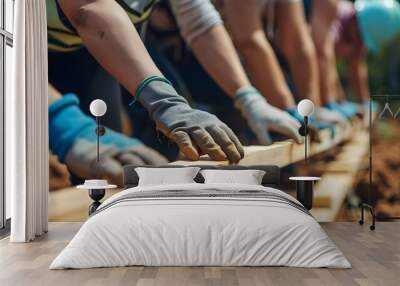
<box><xmin>169</xmin><ymin>117</ymin><xmax>368</xmax><ymax>221</ymax></box>
<box><xmin>171</xmin><ymin>120</ymin><xmax>357</xmax><ymax>167</ymax></box>
<box><xmin>311</xmin><ymin>131</ymin><xmax>369</xmax><ymax>221</ymax></box>
<box><xmin>49</xmin><ymin>188</ymin><xmax>120</xmax><ymax>221</ymax></box>
<box><xmin>48</xmin><ymin>119</ymin><xmax>362</xmax><ymax>222</ymax></box>
<box><xmin>313</xmin><ymin>196</ymin><xmax>332</xmax><ymax>208</ymax></box>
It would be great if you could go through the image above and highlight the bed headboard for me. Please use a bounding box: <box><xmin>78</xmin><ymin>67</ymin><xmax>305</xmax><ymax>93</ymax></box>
<box><xmin>123</xmin><ymin>165</ymin><xmax>280</xmax><ymax>189</ymax></box>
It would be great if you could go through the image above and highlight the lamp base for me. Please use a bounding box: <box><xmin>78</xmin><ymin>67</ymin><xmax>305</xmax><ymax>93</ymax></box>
<box><xmin>296</xmin><ymin>181</ymin><xmax>313</xmax><ymax>210</ymax></box>
<box><xmin>289</xmin><ymin>176</ymin><xmax>320</xmax><ymax>210</ymax></box>
<box><xmin>88</xmin><ymin>189</ymin><xmax>105</xmax><ymax>215</ymax></box>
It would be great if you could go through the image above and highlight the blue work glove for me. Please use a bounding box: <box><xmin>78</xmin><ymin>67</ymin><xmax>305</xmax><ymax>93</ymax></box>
<box><xmin>324</xmin><ymin>101</ymin><xmax>359</xmax><ymax>119</ymax></box>
<box><xmin>286</xmin><ymin>107</ymin><xmax>333</xmax><ymax>130</ymax></box>
<box><xmin>234</xmin><ymin>87</ymin><xmax>303</xmax><ymax>145</ymax></box>
<box><xmin>136</xmin><ymin>78</ymin><xmax>244</xmax><ymax>163</ymax></box>
<box><xmin>286</xmin><ymin>107</ymin><xmax>338</xmax><ymax>141</ymax></box>
<box><xmin>49</xmin><ymin>94</ymin><xmax>168</xmax><ymax>186</ymax></box>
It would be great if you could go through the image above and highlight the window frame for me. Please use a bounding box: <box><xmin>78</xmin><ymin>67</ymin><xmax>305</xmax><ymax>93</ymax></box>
<box><xmin>0</xmin><ymin>0</ymin><xmax>14</xmax><ymax>233</ymax></box>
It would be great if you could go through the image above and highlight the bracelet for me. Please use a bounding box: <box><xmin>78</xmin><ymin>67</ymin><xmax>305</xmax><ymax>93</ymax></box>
<box><xmin>129</xmin><ymin>76</ymin><xmax>172</xmax><ymax>106</ymax></box>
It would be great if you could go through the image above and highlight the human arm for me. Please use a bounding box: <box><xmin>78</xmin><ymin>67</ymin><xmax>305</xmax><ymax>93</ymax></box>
<box><xmin>222</xmin><ymin>0</ymin><xmax>342</xmax><ymax>124</ymax></box>
<box><xmin>311</xmin><ymin>20</ymin><xmax>355</xmax><ymax>119</ymax></box>
<box><xmin>190</xmin><ymin>25</ymin><xmax>251</xmax><ymax>97</ymax></box>
<box><xmin>169</xmin><ymin>0</ymin><xmax>303</xmax><ymax>144</ymax></box>
<box><xmin>58</xmin><ymin>0</ymin><xmax>162</xmax><ymax>94</ymax></box>
<box><xmin>222</xmin><ymin>0</ymin><xmax>295</xmax><ymax>109</ymax></box>
<box><xmin>349</xmin><ymin>57</ymin><xmax>370</xmax><ymax>102</ymax></box>
<box><xmin>57</xmin><ymin>0</ymin><xmax>244</xmax><ymax>163</ymax></box>
<box><xmin>168</xmin><ymin>0</ymin><xmax>249</xmax><ymax>96</ymax></box>
<box><xmin>48</xmin><ymin>84</ymin><xmax>168</xmax><ymax>186</ymax></box>
<box><xmin>275</xmin><ymin>1</ymin><xmax>320</xmax><ymax>106</ymax></box>
<box><xmin>48</xmin><ymin>84</ymin><xmax>61</xmax><ymax>104</ymax></box>
<box><xmin>310</xmin><ymin>0</ymin><xmax>341</xmax><ymax>105</ymax></box>
<box><xmin>189</xmin><ymin>26</ymin><xmax>302</xmax><ymax>144</ymax></box>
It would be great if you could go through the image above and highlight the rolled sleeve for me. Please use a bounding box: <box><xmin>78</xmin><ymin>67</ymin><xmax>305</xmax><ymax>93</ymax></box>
<box><xmin>169</xmin><ymin>0</ymin><xmax>223</xmax><ymax>45</ymax></box>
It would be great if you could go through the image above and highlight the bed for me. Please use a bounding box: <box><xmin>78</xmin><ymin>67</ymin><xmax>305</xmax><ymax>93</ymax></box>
<box><xmin>50</xmin><ymin>165</ymin><xmax>351</xmax><ymax>269</ymax></box>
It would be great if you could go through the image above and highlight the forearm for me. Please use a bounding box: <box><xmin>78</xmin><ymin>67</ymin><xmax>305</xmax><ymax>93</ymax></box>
<box><xmin>190</xmin><ymin>25</ymin><xmax>250</xmax><ymax>97</ymax></box>
<box><xmin>286</xmin><ymin>45</ymin><xmax>320</xmax><ymax>105</ymax></box>
<box><xmin>349</xmin><ymin>59</ymin><xmax>369</xmax><ymax>102</ymax></box>
<box><xmin>312</xmin><ymin>28</ymin><xmax>341</xmax><ymax>104</ymax></box>
<box><xmin>333</xmin><ymin>64</ymin><xmax>346</xmax><ymax>102</ymax></box>
<box><xmin>276</xmin><ymin>1</ymin><xmax>320</xmax><ymax>105</ymax></box>
<box><xmin>236</xmin><ymin>33</ymin><xmax>295</xmax><ymax>109</ymax></box>
<box><xmin>316</xmin><ymin>51</ymin><xmax>338</xmax><ymax>104</ymax></box>
<box><xmin>309</xmin><ymin>0</ymin><xmax>339</xmax><ymax>104</ymax></box>
<box><xmin>58</xmin><ymin>0</ymin><xmax>162</xmax><ymax>96</ymax></box>
<box><xmin>48</xmin><ymin>84</ymin><xmax>62</xmax><ymax>105</ymax></box>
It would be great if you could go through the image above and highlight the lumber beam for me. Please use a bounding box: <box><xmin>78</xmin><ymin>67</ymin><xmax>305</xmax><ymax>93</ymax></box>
<box><xmin>171</xmin><ymin>120</ymin><xmax>359</xmax><ymax>167</ymax></box>
<box><xmin>171</xmin><ymin>119</ymin><xmax>367</xmax><ymax>222</ymax></box>
<box><xmin>311</xmin><ymin>130</ymin><xmax>369</xmax><ymax>221</ymax></box>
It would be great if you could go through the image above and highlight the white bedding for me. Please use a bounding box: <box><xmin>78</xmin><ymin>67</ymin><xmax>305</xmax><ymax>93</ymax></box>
<box><xmin>50</xmin><ymin>183</ymin><xmax>351</xmax><ymax>269</ymax></box>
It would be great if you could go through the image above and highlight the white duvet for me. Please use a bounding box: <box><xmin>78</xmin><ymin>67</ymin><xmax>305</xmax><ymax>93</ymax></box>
<box><xmin>50</xmin><ymin>183</ymin><xmax>351</xmax><ymax>269</ymax></box>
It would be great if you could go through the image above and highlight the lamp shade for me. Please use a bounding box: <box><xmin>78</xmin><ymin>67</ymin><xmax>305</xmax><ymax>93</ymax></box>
<box><xmin>89</xmin><ymin>99</ymin><xmax>107</xmax><ymax>117</ymax></box>
<box><xmin>297</xmin><ymin>99</ymin><xmax>314</xmax><ymax>117</ymax></box>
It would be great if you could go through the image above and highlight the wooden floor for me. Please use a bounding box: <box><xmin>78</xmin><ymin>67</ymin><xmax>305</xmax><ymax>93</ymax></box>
<box><xmin>1</xmin><ymin>222</ymin><xmax>399</xmax><ymax>286</ymax></box>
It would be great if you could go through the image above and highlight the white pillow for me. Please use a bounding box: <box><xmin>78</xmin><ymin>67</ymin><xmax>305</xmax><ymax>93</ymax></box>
<box><xmin>135</xmin><ymin>167</ymin><xmax>201</xmax><ymax>186</ymax></box>
<box><xmin>200</xmin><ymin>169</ymin><xmax>266</xmax><ymax>185</ymax></box>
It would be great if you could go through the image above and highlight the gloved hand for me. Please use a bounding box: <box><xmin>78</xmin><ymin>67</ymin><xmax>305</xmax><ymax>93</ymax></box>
<box><xmin>233</xmin><ymin>87</ymin><xmax>303</xmax><ymax>145</ymax></box>
<box><xmin>314</xmin><ymin>107</ymin><xmax>347</xmax><ymax>124</ymax></box>
<box><xmin>286</xmin><ymin>107</ymin><xmax>332</xmax><ymax>142</ymax></box>
<box><xmin>286</xmin><ymin>107</ymin><xmax>332</xmax><ymax>130</ymax></box>
<box><xmin>342</xmin><ymin>101</ymin><xmax>363</xmax><ymax>117</ymax></box>
<box><xmin>324</xmin><ymin>101</ymin><xmax>360</xmax><ymax>119</ymax></box>
<box><xmin>137</xmin><ymin>79</ymin><xmax>244</xmax><ymax>163</ymax></box>
<box><xmin>49</xmin><ymin>94</ymin><xmax>168</xmax><ymax>186</ymax></box>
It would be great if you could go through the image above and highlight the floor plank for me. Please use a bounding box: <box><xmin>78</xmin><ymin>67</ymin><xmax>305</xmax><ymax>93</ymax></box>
<box><xmin>0</xmin><ymin>222</ymin><xmax>398</xmax><ymax>286</ymax></box>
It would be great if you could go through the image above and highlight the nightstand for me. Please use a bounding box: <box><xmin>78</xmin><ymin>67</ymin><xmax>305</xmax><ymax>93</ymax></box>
<box><xmin>77</xmin><ymin>180</ymin><xmax>117</xmax><ymax>215</ymax></box>
<box><xmin>289</xmin><ymin>176</ymin><xmax>320</xmax><ymax>210</ymax></box>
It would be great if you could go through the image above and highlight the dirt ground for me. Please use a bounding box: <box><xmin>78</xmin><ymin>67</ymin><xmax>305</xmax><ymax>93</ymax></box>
<box><xmin>354</xmin><ymin>119</ymin><xmax>400</xmax><ymax>218</ymax></box>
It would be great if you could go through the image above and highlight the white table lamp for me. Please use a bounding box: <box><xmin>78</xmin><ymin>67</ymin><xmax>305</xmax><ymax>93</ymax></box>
<box><xmin>77</xmin><ymin>99</ymin><xmax>111</xmax><ymax>215</ymax></box>
<box><xmin>297</xmin><ymin>99</ymin><xmax>314</xmax><ymax>163</ymax></box>
<box><xmin>89</xmin><ymin>99</ymin><xmax>107</xmax><ymax>162</ymax></box>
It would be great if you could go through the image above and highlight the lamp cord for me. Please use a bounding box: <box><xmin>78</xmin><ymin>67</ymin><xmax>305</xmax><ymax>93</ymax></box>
<box><xmin>96</xmin><ymin>117</ymin><xmax>100</xmax><ymax>163</ymax></box>
<box><xmin>368</xmin><ymin>99</ymin><xmax>372</xmax><ymax>206</ymax></box>
<box><xmin>305</xmin><ymin>116</ymin><xmax>308</xmax><ymax>163</ymax></box>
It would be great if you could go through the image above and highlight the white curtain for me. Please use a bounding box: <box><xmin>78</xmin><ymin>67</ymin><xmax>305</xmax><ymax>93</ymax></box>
<box><xmin>8</xmin><ymin>0</ymin><xmax>48</xmax><ymax>242</ymax></box>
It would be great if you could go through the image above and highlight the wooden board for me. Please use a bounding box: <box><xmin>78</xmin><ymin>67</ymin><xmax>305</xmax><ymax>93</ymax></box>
<box><xmin>49</xmin><ymin>120</ymin><xmax>364</xmax><ymax>222</ymax></box>
<box><xmin>170</xmin><ymin>119</ymin><xmax>367</xmax><ymax>221</ymax></box>
<box><xmin>1</xmin><ymin>222</ymin><xmax>399</xmax><ymax>286</ymax></box>
<box><xmin>172</xmin><ymin>120</ymin><xmax>357</xmax><ymax>167</ymax></box>
<box><xmin>49</xmin><ymin>188</ymin><xmax>120</xmax><ymax>221</ymax></box>
<box><xmin>311</xmin><ymin>131</ymin><xmax>370</xmax><ymax>221</ymax></box>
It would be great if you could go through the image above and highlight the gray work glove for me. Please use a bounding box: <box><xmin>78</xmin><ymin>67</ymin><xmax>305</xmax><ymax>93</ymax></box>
<box><xmin>234</xmin><ymin>87</ymin><xmax>304</xmax><ymax>145</ymax></box>
<box><xmin>65</xmin><ymin>135</ymin><xmax>168</xmax><ymax>187</ymax></box>
<box><xmin>138</xmin><ymin>80</ymin><xmax>244</xmax><ymax>163</ymax></box>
